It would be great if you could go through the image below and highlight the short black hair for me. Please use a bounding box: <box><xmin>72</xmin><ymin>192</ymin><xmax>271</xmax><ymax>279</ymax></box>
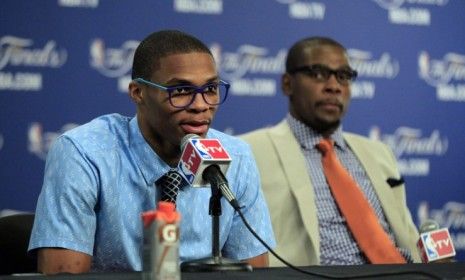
<box><xmin>285</xmin><ymin>36</ymin><xmax>346</xmax><ymax>72</ymax></box>
<box><xmin>131</xmin><ymin>30</ymin><xmax>213</xmax><ymax>80</ymax></box>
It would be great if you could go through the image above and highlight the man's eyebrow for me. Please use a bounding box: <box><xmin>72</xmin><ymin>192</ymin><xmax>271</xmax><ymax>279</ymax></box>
<box><xmin>164</xmin><ymin>76</ymin><xmax>220</xmax><ymax>86</ymax></box>
<box><xmin>311</xmin><ymin>63</ymin><xmax>352</xmax><ymax>70</ymax></box>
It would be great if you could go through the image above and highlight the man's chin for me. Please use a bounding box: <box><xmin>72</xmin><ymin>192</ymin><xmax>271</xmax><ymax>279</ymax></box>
<box><xmin>313</xmin><ymin>119</ymin><xmax>340</xmax><ymax>134</ymax></box>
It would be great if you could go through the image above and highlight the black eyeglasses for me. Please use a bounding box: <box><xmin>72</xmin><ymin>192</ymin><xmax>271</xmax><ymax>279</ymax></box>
<box><xmin>134</xmin><ymin>78</ymin><xmax>230</xmax><ymax>109</ymax></box>
<box><xmin>289</xmin><ymin>64</ymin><xmax>358</xmax><ymax>85</ymax></box>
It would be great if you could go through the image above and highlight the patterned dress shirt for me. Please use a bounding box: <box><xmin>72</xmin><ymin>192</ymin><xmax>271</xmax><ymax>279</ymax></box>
<box><xmin>287</xmin><ymin>114</ymin><xmax>412</xmax><ymax>264</ymax></box>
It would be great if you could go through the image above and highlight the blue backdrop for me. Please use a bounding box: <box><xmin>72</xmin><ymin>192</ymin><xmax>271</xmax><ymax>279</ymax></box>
<box><xmin>1</xmin><ymin>0</ymin><xmax>464</xmax><ymax>261</ymax></box>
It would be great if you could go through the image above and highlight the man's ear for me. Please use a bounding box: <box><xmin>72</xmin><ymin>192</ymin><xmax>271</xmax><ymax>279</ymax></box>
<box><xmin>129</xmin><ymin>81</ymin><xmax>143</xmax><ymax>104</ymax></box>
<box><xmin>281</xmin><ymin>72</ymin><xmax>292</xmax><ymax>97</ymax></box>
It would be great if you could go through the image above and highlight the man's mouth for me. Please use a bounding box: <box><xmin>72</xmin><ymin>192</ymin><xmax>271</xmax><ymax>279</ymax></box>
<box><xmin>180</xmin><ymin>120</ymin><xmax>210</xmax><ymax>135</ymax></box>
<box><xmin>317</xmin><ymin>100</ymin><xmax>343</xmax><ymax>112</ymax></box>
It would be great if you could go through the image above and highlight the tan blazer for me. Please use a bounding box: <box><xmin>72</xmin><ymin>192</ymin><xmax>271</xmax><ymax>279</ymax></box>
<box><xmin>240</xmin><ymin>120</ymin><xmax>421</xmax><ymax>266</ymax></box>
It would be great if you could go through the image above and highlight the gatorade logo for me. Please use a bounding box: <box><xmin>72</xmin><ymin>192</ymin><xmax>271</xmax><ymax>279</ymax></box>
<box><xmin>161</xmin><ymin>224</ymin><xmax>178</xmax><ymax>243</ymax></box>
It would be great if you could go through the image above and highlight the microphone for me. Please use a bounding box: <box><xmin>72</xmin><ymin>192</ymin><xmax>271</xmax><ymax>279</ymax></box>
<box><xmin>417</xmin><ymin>219</ymin><xmax>456</xmax><ymax>263</ymax></box>
<box><xmin>177</xmin><ymin>134</ymin><xmax>240</xmax><ymax>210</ymax></box>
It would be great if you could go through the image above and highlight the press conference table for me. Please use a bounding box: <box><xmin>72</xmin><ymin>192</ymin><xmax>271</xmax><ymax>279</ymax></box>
<box><xmin>2</xmin><ymin>263</ymin><xmax>465</xmax><ymax>280</ymax></box>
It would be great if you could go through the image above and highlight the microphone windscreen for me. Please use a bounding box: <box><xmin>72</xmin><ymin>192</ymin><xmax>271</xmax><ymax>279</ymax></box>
<box><xmin>419</xmin><ymin>219</ymin><xmax>440</xmax><ymax>233</ymax></box>
<box><xmin>180</xmin><ymin>134</ymin><xmax>199</xmax><ymax>151</ymax></box>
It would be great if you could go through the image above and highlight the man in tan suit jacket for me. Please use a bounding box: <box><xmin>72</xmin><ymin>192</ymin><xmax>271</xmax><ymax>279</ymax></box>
<box><xmin>240</xmin><ymin>36</ymin><xmax>421</xmax><ymax>266</ymax></box>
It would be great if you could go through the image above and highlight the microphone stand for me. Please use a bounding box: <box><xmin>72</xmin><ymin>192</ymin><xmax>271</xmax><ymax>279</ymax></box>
<box><xmin>180</xmin><ymin>182</ymin><xmax>252</xmax><ymax>272</ymax></box>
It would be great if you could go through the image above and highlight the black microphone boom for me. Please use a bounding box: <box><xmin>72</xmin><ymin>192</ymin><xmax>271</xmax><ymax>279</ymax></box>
<box><xmin>179</xmin><ymin>134</ymin><xmax>251</xmax><ymax>272</ymax></box>
<box><xmin>202</xmin><ymin>164</ymin><xmax>240</xmax><ymax>211</ymax></box>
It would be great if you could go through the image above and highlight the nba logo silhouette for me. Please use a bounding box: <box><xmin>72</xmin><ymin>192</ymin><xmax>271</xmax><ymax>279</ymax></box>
<box><xmin>192</xmin><ymin>139</ymin><xmax>212</xmax><ymax>159</ymax></box>
<box><xmin>422</xmin><ymin>234</ymin><xmax>438</xmax><ymax>260</ymax></box>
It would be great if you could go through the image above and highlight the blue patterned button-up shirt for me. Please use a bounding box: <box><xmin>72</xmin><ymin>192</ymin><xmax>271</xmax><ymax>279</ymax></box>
<box><xmin>29</xmin><ymin>114</ymin><xmax>275</xmax><ymax>272</ymax></box>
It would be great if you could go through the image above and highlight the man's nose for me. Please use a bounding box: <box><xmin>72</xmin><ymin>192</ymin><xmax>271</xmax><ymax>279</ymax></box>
<box><xmin>187</xmin><ymin>92</ymin><xmax>209</xmax><ymax>111</ymax></box>
<box><xmin>324</xmin><ymin>74</ymin><xmax>342</xmax><ymax>93</ymax></box>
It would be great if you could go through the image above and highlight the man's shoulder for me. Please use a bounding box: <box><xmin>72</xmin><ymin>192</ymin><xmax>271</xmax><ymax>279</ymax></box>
<box><xmin>344</xmin><ymin>131</ymin><xmax>382</xmax><ymax>144</ymax></box>
<box><xmin>65</xmin><ymin>113</ymin><xmax>129</xmax><ymax>135</ymax></box>
<box><xmin>60</xmin><ymin>113</ymin><xmax>132</xmax><ymax>150</ymax></box>
<box><xmin>239</xmin><ymin>121</ymin><xmax>287</xmax><ymax>142</ymax></box>
<box><xmin>207</xmin><ymin>128</ymin><xmax>250</xmax><ymax>155</ymax></box>
<box><xmin>240</xmin><ymin>127</ymin><xmax>270</xmax><ymax>140</ymax></box>
<box><xmin>343</xmin><ymin>131</ymin><xmax>391</xmax><ymax>152</ymax></box>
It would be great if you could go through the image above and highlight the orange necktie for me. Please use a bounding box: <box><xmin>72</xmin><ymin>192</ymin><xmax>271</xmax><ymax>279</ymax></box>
<box><xmin>317</xmin><ymin>138</ymin><xmax>406</xmax><ymax>264</ymax></box>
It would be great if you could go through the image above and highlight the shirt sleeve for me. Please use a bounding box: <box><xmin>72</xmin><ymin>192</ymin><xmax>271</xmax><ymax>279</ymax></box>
<box><xmin>28</xmin><ymin>135</ymin><xmax>99</xmax><ymax>255</ymax></box>
<box><xmin>222</xmin><ymin>142</ymin><xmax>276</xmax><ymax>260</ymax></box>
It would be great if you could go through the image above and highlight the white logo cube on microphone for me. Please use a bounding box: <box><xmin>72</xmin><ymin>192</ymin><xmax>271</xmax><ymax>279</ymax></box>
<box><xmin>178</xmin><ymin>138</ymin><xmax>231</xmax><ymax>187</ymax></box>
<box><xmin>418</xmin><ymin>228</ymin><xmax>456</xmax><ymax>262</ymax></box>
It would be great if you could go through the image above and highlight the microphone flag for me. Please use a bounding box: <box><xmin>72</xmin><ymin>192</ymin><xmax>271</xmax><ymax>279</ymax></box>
<box><xmin>178</xmin><ymin>135</ymin><xmax>231</xmax><ymax>187</ymax></box>
<box><xmin>417</xmin><ymin>227</ymin><xmax>456</xmax><ymax>262</ymax></box>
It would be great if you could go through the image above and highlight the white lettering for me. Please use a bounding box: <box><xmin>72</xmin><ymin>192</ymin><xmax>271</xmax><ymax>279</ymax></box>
<box><xmin>0</xmin><ymin>72</ymin><xmax>42</xmax><ymax>91</ymax></box>
<box><xmin>388</xmin><ymin>8</ymin><xmax>431</xmax><ymax>26</ymax></box>
<box><xmin>220</xmin><ymin>46</ymin><xmax>285</xmax><ymax>79</ymax></box>
<box><xmin>420</xmin><ymin>52</ymin><xmax>465</xmax><ymax>86</ymax></box>
<box><xmin>437</xmin><ymin>84</ymin><xmax>465</xmax><ymax>101</ymax></box>
<box><xmin>348</xmin><ymin>50</ymin><xmax>399</xmax><ymax>78</ymax></box>
<box><xmin>186</xmin><ymin>150</ymin><xmax>197</xmax><ymax>169</ymax></box>
<box><xmin>374</xmin><ymin>0</ymin><xmax>448</xmax><ymax>10</ymax></box>
<box><xmin>206</xmin><ymin>146</ymin><xmax>223</xmax><ymax>153</ymax></box>
<box><xmin>382</xmin><ymin>127</ymin><xmax>448</xmax><ymax>157</ymax></box>
<box><xmin>0</xmin><ymin>36</ymin><xmax>67</xmax><ymax>70</ymax></box>
<box><xmin>435</xmin><ymin>239</ymin><xmax>451</xmax><ymax>249</ymax></box>
<box><xmin>289</xmin><ymin>2</ymin><xmax>325</xmax><ymax>20</ymax></box>
<box><xmin>230</xmin><ymin>78</ymin><xmax>276</xmax><ymax>96</ymax></box>
<box><xmin>406</xmin><ymin>0</ymin><xmax>448</xmax><ymax>5</ymax></box>
<box><xmin>351</xmin><ymin>81</ymin><xmax>375</xmax><ymax>99</ymax></box>
<box><xmin>428</xmin><ymin>202</ymin><xmax>465</xmax><ymax>229</ymax></box>
<box><xmin>398</xmin><ymin>158</ymin><xmax>430</xmax><ymax>176</ymax></box>
<box><xmin>174</xmin><ymin>0</ymin><xmax>223</xmax><ymax>14</ymax></box>
<box><xmin>58</xmin><ymin>0</ymin><xmax>99</xmax><ymax>8</ymax></box>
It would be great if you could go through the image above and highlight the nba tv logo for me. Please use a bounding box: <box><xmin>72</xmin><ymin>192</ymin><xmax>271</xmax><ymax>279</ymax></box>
<box><xmin>194</xmin><ymin>139</ymin><xmax>230</xmax><ymax>160</ymax></box>
<box><xmin>178</xmin><ymin>138</ymin><xmax>232</xmax><ymax>187</ymax></box>
<box><xmin>420</xmin><ymin>229</ymin><xmax>455</xmax><ymax>261</ymax></box>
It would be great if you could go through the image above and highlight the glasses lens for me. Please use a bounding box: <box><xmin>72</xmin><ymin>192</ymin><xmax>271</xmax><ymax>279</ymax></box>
<box><xmin>336</xmin><ymin>69</ymin><xmax>356</xmax><ymax>83</ymax></box>
<box><xmin>202</xmin><ymin>83</ymin><xmax>228</xmax><ymax>105</ymax></box>
<box><xmin>297</xmin><ymin>65</ymin><xmax>330</xmax><ymax>81</ymax></box>
<box><xmin>168</xmin><ymin>86</ymin><xmax>196</xmax><ymax>108</ymax></box>
<box><xmin>168</xmin><ymin>83</ymin><xmax>228</xmax><ymax>108</ymax></box>
<box><xmin>292</xmin><ymin>65</ymin><xmax>356</xmax><ymax>84</ymax></box>
<box><xmin>315</xmin><ymin>66</ymin><xmax>331</xmax><ymax>80</ymax></box>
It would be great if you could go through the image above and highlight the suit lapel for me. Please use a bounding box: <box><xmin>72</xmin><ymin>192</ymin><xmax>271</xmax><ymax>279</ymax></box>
<box><xmin>344</xmin><ymin>135</ymin><xmax>405</xmax><ymax>239</ymax></box>
<box><xmin>268</xmin><ymin>120</ymin><xmax>320</xmax><ymax>256</ymax></box>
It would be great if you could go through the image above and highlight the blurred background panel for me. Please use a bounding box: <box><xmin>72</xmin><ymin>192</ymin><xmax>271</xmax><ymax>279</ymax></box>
<box><xmin>1</xmin><ymin>0</ymin><xmax>464</xmax><ymax>260</ymax></box>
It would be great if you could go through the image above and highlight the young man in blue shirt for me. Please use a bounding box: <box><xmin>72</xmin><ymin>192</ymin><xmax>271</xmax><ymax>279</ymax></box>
<box><xmin>29</xmin><ymin>30</ymin><xmax>275</xmax><ymax>274</ymax></box>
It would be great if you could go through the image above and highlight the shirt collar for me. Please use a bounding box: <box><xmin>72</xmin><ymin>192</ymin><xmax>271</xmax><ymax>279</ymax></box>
<box><xmin>286</xmin><ymin>113</ymin><xmax>347</xmax><ymax>151</ymax></box>
<box><xmin>128</xmin><ymin>116</ymin><xmax>171</xmax><ymax>186</ymax></box>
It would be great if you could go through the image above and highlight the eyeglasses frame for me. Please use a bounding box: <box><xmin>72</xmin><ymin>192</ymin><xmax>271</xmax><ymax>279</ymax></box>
<box><xmin>288</xmin><ymin>64</ymin><xmax>358</xmax><ymax>85</ymax></box>
<box><xmin>134</xmin><ymin>77</ymin><xmax>230</xmax><ymax>108</ymax></box>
